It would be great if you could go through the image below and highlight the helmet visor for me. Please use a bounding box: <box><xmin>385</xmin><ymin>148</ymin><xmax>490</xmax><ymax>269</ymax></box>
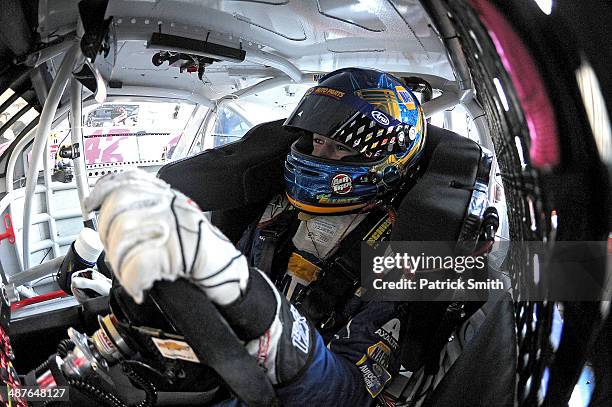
<box><xmin>284</xmin><ymin>86</ymin><xmax>405</xmax><ymax>136</ymax></box>
<box><xmin>283</xmin><ymin>89</ymin><xmax>359</xmax><ymax>137</ymax></box>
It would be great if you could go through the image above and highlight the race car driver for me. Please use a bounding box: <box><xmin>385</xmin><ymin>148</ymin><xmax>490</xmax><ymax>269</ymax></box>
<box><xmin>84</xmin><ymin>68</ymin><xmax>426</xmax><ymax>405</ymax></box>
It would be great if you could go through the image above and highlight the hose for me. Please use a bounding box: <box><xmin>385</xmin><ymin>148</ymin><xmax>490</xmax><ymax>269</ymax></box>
<box><xmin>121</xmin><ymin>361</ymin><xmax>158</xmax><ymax>407</ymax></box>
<box><xmin>65</xmin><ymin>378</ymin><xmax>126</xmax><ymax>407</ymax></box>
<box><xmin>42</xmin><ymin>377</ymin><xmax>128</xmax><ymax>407</ymax></box>
<box><xmin>59</xmin><ymin>362</ymin><xmax>157</xmax><ymax>407</ymax></box>
<box><xmin>40</xmin><ymin>361</ymin><xmax>157</xmax><ymax>407</ymax></box>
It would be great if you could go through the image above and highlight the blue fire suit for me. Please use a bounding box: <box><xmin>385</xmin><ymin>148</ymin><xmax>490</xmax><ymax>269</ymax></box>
<box><xmin>216</xmin><ymin>206</ymin><xmax>404</xmax><ymax>406</ymax></box>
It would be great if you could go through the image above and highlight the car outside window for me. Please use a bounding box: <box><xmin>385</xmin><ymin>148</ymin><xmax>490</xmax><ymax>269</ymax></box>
<box><xmin>210</xmin><ymin>106</ymin><xmax>252</xmax><ymax>148</ymax></box>
<box><xmin>49</xmin><ymin>101</ymin><xmax>196</xmax><ymax>168</ymax></box>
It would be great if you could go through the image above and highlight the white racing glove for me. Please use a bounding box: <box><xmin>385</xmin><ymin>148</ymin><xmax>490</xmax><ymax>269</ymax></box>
<box><xmin>71</xmin><ymin>268</ymin><xmax>112</xmax><ymax>303</ymax></box>
<box><xmin>83</xmin><ymin>168</ymin><xmax>249</xmax><ymax>305</ymax></box>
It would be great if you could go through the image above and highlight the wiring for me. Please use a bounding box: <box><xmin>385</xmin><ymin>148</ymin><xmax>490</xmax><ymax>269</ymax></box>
<box><xmin>39</xmin><ymin>247</ymin><xmax>53</xmax><ymax>265</ymax></box>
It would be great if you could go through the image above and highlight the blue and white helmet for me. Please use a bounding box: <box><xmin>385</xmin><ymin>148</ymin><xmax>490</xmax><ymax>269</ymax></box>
<box><xmin>283</xmin><ymin>68</ymin><xmax>426</xmax><ymax>214</ymax></box>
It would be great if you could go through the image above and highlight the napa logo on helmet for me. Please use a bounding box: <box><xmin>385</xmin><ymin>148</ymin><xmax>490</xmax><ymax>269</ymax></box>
<box><xmin>395</xmin><ymin>86</ymin><xmax>416</xmax><ymax>109</ymax></box>
<box><xmin>331</xmin><ymin>173</ymin><xmax>353</xmax><ymax>195</ymax></box>
<box><xmin>371</xmin><ymin>110</ymin><xmax>390</xmax><ymax>126</ymax></box>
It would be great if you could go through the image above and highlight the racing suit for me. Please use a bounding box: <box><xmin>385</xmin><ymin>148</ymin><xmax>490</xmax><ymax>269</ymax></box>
<box><xmin>217</xmin><ymin>195</ymin><xmax>405</xmax><ymax>406</ymax></box>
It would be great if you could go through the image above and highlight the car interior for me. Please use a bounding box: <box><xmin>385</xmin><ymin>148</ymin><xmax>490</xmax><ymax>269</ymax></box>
<box><xmin>0</xmin><ymin>0</ymin><xmax>609</xmax><ymax>406</ymax></box>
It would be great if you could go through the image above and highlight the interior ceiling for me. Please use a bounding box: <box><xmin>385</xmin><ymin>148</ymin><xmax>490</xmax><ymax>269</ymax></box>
<box><xmin>38</xmin><ymin>0</ymin><xmax>453</xmax><ymax>100</ymax></box>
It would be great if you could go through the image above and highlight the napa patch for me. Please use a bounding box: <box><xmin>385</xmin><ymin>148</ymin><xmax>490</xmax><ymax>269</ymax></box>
<box><xmin>356</xmin><ymin>355</ymin><xmax>392</xmax><ymax>397</ymax></box>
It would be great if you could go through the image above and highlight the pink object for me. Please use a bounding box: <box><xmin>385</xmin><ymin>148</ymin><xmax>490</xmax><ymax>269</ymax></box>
<box><xmin>470</xmin><ymin>0</ymin><xmax>560</xmax><ymax>168</ymax></box>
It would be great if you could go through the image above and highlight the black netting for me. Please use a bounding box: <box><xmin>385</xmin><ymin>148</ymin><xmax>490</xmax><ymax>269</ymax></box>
<box><xmin>445</xmin><ymin>1</ymin><xmax>608</xmax><ymax>406</ymax></box>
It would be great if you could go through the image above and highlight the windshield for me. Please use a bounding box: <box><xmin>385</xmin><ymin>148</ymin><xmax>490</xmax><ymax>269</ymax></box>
<box><xmin>50</xmin><ymin>100</ymin><xmax>198</xmax><ymax>167</ymax></box>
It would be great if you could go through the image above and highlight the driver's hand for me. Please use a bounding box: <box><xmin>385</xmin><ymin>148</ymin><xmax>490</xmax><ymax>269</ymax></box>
<box><xmin>84</xmin><ymin>168</ymin><xmax>248</xmax><ymax>304</ymax></box>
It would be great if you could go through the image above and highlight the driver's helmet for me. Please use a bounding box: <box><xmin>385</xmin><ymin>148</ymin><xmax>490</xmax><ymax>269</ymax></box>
<box><xmin>283</xmin><ymin>67</ymin><xmax>426</xmax><ymax>215</ymax></box>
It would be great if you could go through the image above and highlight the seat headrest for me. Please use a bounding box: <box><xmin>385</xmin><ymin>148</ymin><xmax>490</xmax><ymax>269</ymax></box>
<box><xmin>391</xmin><ymin>125</ymin><xmax>489</xmax><ymax>242</ymax></box>
<box><xmin>158</xmin><ymin>119</ymin><xmax>300</xmax><ymax>211</ymax></box>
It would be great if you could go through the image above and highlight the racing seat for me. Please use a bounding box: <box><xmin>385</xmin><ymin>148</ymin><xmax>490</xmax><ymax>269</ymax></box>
<box><xmin>159</xmin><ymin>119</ymin><xmax>492</xmax><ymax>246</ymax></box>
<box><xmin>159</xmin><ymin>119</ymin><xmax>300</xmax><ymax>243</ymax></box>
<box><xmin>158</xmin><ymin>119</ymin><xmax>516</xmax><ymax>405</ymax></box>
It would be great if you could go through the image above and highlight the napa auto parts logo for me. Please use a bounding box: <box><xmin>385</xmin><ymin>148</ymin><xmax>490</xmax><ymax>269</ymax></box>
<box><xmin>331</xmin><ymin>173</ymin><xmax>353</xmax><ymax>195</ymax></box>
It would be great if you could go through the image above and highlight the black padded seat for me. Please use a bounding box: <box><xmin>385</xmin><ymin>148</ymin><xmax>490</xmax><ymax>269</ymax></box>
<box><xmin>159</xmin><ymin>119</ymin><xmax>298</xmax><ymax>211</ymax></box>
<box><xmin>391</xmin><ymin>125</ymin><xmax>490</xmax><ymax>242</ymax></box>
<box><xmin>158</xmin><ymin>119</ymin><xmax>300</xmax><ymax>242</ymax></box>
<box><xmin>158</xmin><ymin>120</ymin><xmax>489</xmax><ymax>243</ymax></box>
<box><xmin>422</xmin><ymin>292</ymin><xmax>516</xmax><ymax>407</ymax></box>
